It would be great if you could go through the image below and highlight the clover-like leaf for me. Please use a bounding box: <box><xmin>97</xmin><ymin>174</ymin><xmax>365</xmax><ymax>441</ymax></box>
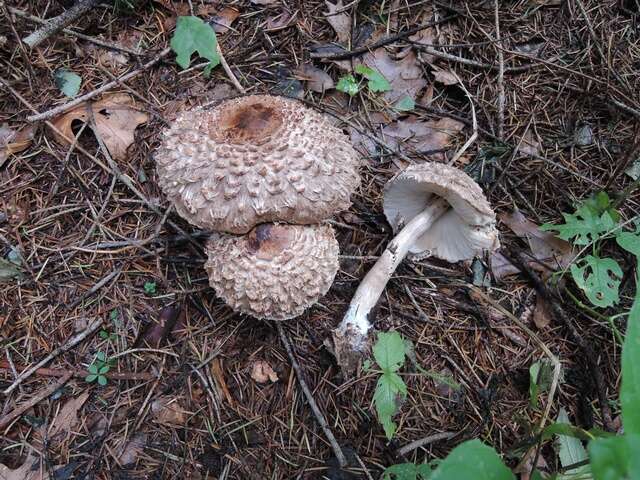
<box><xmin>170</xmin><ymin>16</ymin><xmax>221</xmax><ymax>76</ymax></box>
<box><xmin>85</xmin><ymin>374</ymin><xmax>97</xmax><ymax>383</ymax></box>
<box><xmin>355</xmin><ymin>65</ymin><xmax>392</xmax><ymax>93</ymax></box>
<box><xmin>99</xmin><ymin>365</ymin><xmax>110</xmax><ymax>375</ymax></box>
<box><xmin>98</xmin><ymin>375</ymin><xmax>108</xmax><ymax>386</ymax></box>
<box><xmin>570</xmin><ymin>255</ymin><xmax>622</xmax><ymax>308</ymax></box>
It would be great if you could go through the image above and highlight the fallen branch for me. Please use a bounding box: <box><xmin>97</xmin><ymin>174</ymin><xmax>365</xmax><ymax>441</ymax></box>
<box><xmin>2</xmin><ymin>317</ymin><xmax>103</xmax><ymax>395</ymax></box>
<box><xmin>22</xmin><ymin>0</ymin><xmax>101</xmax><ymax>48</ymax></box>
<box><xmin>276</xmin><ymin>323</ymin><xmax>347</xmax><ymax>468</ymax></box>
<box><xmin>0</xmin><ymin>372</ymin><xmax>73</xmax><ymax>429</ymax></box>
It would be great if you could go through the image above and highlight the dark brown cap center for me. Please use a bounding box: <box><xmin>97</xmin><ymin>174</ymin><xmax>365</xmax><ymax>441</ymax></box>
<box><xmin>217</xmin><ymin>102</ymin><xmax>282</xmax><ymax>143</ymax></box>
<box><xmin>246</xmin><ymin>224</ymin><xmax>294</xmax><ymax>260</ymax></box>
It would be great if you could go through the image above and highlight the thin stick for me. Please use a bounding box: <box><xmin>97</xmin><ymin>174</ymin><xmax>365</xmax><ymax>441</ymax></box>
<box><xmin>9</xmin><ymin>6</ymin><xmax>142</xmax><ymax>56</ymax></box>
<box><xmin>448</xmin><ymin>71</ymin><xmax>477</xmax><ymax>165</ymax></box>
<box><xmin>396</xmin><ymin>431</ymin><xmax>456</xmax><ymax>457</ymax></box>
<box><xmin>0</xmin><ymin>373</ymin><xmax>73</xmax><ymax>429</ymax></box>
<box><xmin>276</xmin><ymin>323</ymin><xmax>348</xmax><ymax>468</ymax></box>
<box><xmin>27</xmin><ymin>48</ymin><xmax>172</xmax><ymax>122</ymax></box>
<box><xmin>217</xmin><ymin>44</ymin><xmax>245</xmax><ymax>94</ymax></box>
<box><xmin>67</xmin><ymin>268</ymin><xmax>121</xmax><ymax>309</ymax></box>
<box><xmin>494</xmin><ymin>0</ymin><xmax>505</xmax><ymax>140</ymax></box>
<box><xmin>0</xmin><ymin>361</ymin><xmax>155</xmax><ymax>381</ymax></box>
<box><xmin>22</xmin><ymin>0</ymin><xmax>101</xmax><ymax>48</ymax></box>
<box><xmin>3</xmin><ymin>318</ymin><xmax>103</xmax><ymax>395</ymax></box>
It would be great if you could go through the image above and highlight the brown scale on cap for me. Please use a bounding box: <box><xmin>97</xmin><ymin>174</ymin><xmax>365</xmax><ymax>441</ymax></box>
<box><xmin>205</xmin><ymin>224</ymin><xmax>339</xmax><ymax>320</ymax></box>
<box><xmin>155</xmin><ymin>95</ymin><xmax>360</xmax><ymax>234</ymax></box>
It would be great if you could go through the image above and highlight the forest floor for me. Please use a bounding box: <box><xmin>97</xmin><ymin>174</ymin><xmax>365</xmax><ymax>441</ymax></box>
<box><xmin>1</xmin><ymin>0</ymin><xmax>640</xmax><ymax>479</ymax></box>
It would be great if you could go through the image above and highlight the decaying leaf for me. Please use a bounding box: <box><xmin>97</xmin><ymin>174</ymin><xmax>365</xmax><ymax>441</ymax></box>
<box><xmin>118</xmin><ymin>432</ymin><xmax>147</xmax><ymax>466</ymax></box>
<box><xmin>324</xmin><ymin>0</ymin><xmax>351</xmax><ymax>43</ymax></box>
<box><xmin>0</xmin><ymin>124</ymin><xmax>35</xmax><ymax>167</ymax></box>
<box><xmin>0</xmin><ymin>451</ymin><xmax>51</xmax><ymax>480</ymax></box>
<box><xmin>251</xmin><ymin>360</ymin><xmax>279</xmax><ymax>384</ymax></box>
<box><xmin>295</xmin><ymin>64</ymin><xmax>334</xmax><ymax>93</ymax></box>
<box><xmin>517</xmin><ymin>130</ymin><xmax>541</xmax><ymax>156</ymax></box>
<box><xmin>47</xmin><ymin>391</ymin><xmax>90</xmax><ymax>440</ymax></box>
<box><xmin>265</xmin><ymin>9</ymin><xmax>296</xmax><ymax>31</ymax></box>
<box><xmin>432</xmin><ymin>67</ymin><xmax>458</xmax><ymax>85</ymax></box>
<box><xmin>380</xmin><ymin>116</ymin><xmax>464</xmax><ymax>157</ymax></box>
<box><xmin>533</xmin><ymin>294</ymin><xmax>552</xmax><ymax>329</ymax></box>
<box><xmin>209</xmin><ymin>7</ymin><xmax>239</xmax><ymax>34</ymax></box>
<box><xmin>151</xmin><ymin>396</ymin><xmax>187</xmax><ymax>425</ymax></box>
<box><xmin>51</xmin><ymin>93</ymin><xmax>148</xmax><ymax>160</ymax></box>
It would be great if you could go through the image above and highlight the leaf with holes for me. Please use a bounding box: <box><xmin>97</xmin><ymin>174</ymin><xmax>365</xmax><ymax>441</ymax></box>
<box><xmin>570</xmin><ymin>255</ymin><xmax>622</xmax><ymax>308</ymax></box>
<box><xmin>170</xmin><ymin>16</ymin><xmax>220</xmax><ymax>76</ymax></box>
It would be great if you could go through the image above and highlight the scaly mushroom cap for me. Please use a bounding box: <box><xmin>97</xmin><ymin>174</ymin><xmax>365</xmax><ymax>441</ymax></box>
<box><xmin>383</xmin><ymin>162</ymin><xmax>500</xmax><ymax>262</ymax></box>
<box><xmin>155</xmin><ymin>95</ymin><xmax>360</xmax><ymax>234</ymax></box>
<box><xmin>205</xmin><ymin>223</ymin><xmax>339</xmax><ymax>320</ymax></box>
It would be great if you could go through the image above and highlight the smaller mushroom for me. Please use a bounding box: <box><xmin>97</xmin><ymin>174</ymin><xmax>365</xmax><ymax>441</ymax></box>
<box><xmin>333</xmin><ymin>162</ymin><xmax>499</xmax><ymax>368</ymax></box>
<box><xmin>205</xmin><ymin>223</ymin><xmax>339</xmax><ymax>320</ymax></box>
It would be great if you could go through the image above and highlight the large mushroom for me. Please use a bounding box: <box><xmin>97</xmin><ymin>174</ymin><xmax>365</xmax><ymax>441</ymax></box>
<box><xmin>333</xmin><ymin>162</ymin><xmax>499</xmax><ymax>367</ymax></box>
<box><xmin>155</xmin><ymin>94</ymin><xmax>360</xmax><ymax>234</ymax></box>
<box><xmin>155</xmin><ymin>94</ymin><xmax>361</xmax><ymax>319</ymax></box>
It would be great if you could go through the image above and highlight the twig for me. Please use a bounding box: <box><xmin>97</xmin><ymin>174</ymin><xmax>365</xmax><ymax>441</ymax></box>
<box><xmin>22</xmin><ymin>0</ymin><xmax>101</xmax><ymax>48</ymax></box>
<box><xmin>3</xmin><ymin>318</ymin><xmax>103</xmax><ymax>395</ymax></box>
<box><xmin>8</xmin><ymin>6</ymin><xmax>142</xmax><ymax>55</ymax></box>
<box><xmin>506</xmin><ymin>250</ymin><xmax>615</xmax><ymax>431</ymax></box>
<box><xmin>27</xmin><ymin>47</ymin><xmax>172</xmax><ymax>122</ymax></box>
<box><xmin>309</xmin><ymin>15</ymin><xmax>459</xmax><ymax>61</ymax></box>
<box><xmin>217</xmin><ymin>44</ymin><xmax>245</xmax><ymax>94</ymax></box>
<box><xmin>0</xmin><ymin>361</ymin><xmax>155</xmax><ymax>381</ymax></box>
<box><xmin>0</xmin><ymin>373</ymin><xmax>73</xmax><ymax>429</ymax></box>
<box><xmin>396</xmin><ymin>431</ymin><xmax>456</xmax><ymax>457</ymax></box>
<box><xmin>448</xmin><ymin>71</ymin><xmax>477</xmax><ymax>165</ymax></box>
<box><xmin>67</xmin><ymin>268</ymin><xmax>121</xmax><ymax>309</ymax></box>
<box><xmin>275</xmin><ymin>323</ymin><xmax>347</xmax><ymax>468</ymax></box>
<box><xmin>494</xmin><ymin>0</ymin><xmax>505</xmax><ymax>140</ymax></box>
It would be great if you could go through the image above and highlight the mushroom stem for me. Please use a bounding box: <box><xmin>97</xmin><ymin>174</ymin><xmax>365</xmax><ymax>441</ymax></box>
<box><xmin>333</xmin><ymin>198</ymin><xmax>449</xmax><ymax>364</ymax></box>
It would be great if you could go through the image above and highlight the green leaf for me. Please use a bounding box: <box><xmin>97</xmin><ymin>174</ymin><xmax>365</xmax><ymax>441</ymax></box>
<box><xmin>85</xmin><ymin>374</ymin><xmax>97</xmax><ymax>382</ymax></box>
<box><xmin>144</xmin><ymin>281</ymin><xmax>157</xmax><ymax>295</ymax></box>
<box><xmin>428</xmin><ymin>440</ymin><xmax>515</xmax><ymax>480</ymax></box>
<box><xmin>96</xmin><ymin>351</ymin><xmax>106</xmax><ymax>362</ymax></box>
<box><xmin>355</xmin><ymin>65</ymin><xmax>392</xmax><ymax>93</ymax></box>
<box><xmin>88</xmin><ymin>364</ymin><xmax>98</xmax><ymax>374</ymax></box>
<box><xmin>540</xmin><ymin>206</ymin><xmax>616</xmax><ymax>246</ymax></box>
<box><xmin>374</xmin><ymin>372</ymin><xmax>407</xmax><ymax>439</ymax></box>
<box><xmin>98</xmin><ymin>375</ymin><xmax>108</xmax><ymax>386</ymax></box>
<box><xmin>529</xmin><ymin>360</ymin><xmax>553</xmax><ymax>408</ymax></box>
<box><xmin>336</xmin><ymin>74</ymin><xmax>359</xmax><ymax>96</ymax></box>
<box><xmin>394</xmin><ymin>95</ymin><xmax>415</xmax><ymax>111</ymax></box>
<box><xmin>621</xmin><ymin>291</ymin><xmax>640</xmax><ymax>434</ymax></box>
<box><xmin>583</xmin><ymin>192</ymin><xmax>620</xmax><ymax>223</ymax></box>
<box><xmin>170</xmin><ymin>16</ymin><xmax>220</xmax><ymax>76</ymax></box>
<box><xmin>98</xmin><ymin>365</ymin><xmax>110</xmax><ymax>375</ymax></box>
<box><xmin>616</xmin><ymin>230</ymin><xmax>640</xmax><ymax>259</ymax></box>
<box><xmin>570</xmin><ymin>255</ymin><xmax>622</xmax><ymax>308</ymax></box>
<box><xmin>384</xmin><ymin>463</ymin><xmax>432</xmax><ymax>480</ymax></box>
<box><xmin>589</xmin><ymin>434</ymin><xmax>640</xmax><ymax>480</ymax></box>
<box><xmin>110</xmin><ymin>309</ymin><xmax>119</xmax><ymax>321</ymax></box>
<box><xmin>555</xmin><ymin>408</ymin><xmax>589</xmax><ymax>476</ymax></box>
<box><xmin>541</xmin><ymin>422</ymin><xmax>598</xmax><ymax>442</ymax></box>
<box><xmin>54</xmin><ymin>69</ymin><xmax>81</xmax><ymax>98</ymax></box>
<box><xmin>373</xmin><ymin>331</ymin><xmax>406</xmax><ymax>373</ymax></box>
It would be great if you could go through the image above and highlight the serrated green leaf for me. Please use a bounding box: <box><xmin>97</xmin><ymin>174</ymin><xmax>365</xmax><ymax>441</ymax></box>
<box><xmin>374</xmin><ymin>371</ymin><xmax>407</xmax><ymax>440</ymax></box>
<box><xmin>570</xmin><ymin>255</ymin><xmax>622</xmax><ymax>308</ymax></box>
<box><xmin>54</xmin><ymin>69</ymin><xmax>81</xmax><ymax>98</ymax></box>
<box><xmin>355</xmin><ymin>65</ymin><xmax>391</xmax><ymax>93</ymax></box>
<box><xmin>541</xmin><ymin>206</ymin><xmax>615</xmax><ymax>246</ymax></box>
<box><xmin>589</xmin><ymin>434</ymin><xmax>640</xmax><ymax>480</ymax></box>
<box><xmin>394</xmin><ymin>95</ymin><xmax>415</xmax><ymax>111</ymax></box>
<box><xmin>336</xmin><ymin>74</ymin><xmax>359</xmax><ymax>96</ymax></box>
<box><xmin>621</xmin><ymin>291</ymin><xmax>640</xmax><ymax>434</ymax></box>
<box><xmin>583</xmin><ymin>192</ymin><xmax>620</xmax><ymax>223</ymax></box>
<box><xmin>555</xmin><ymin>408</ymin><xmax>589</xmax><ymax>475</ymax></box>
<box><xmin>374</xmin><ymin>331</ymin><xmax>406</xmax><ymax>372</ymax></box>
<box><xmin>616</xmin><ymin>231</ymin><xmax>640</xmax><ymax>259</ymax></box>
<box><xmin>170</xmin><ymin>16</ymin><xmax>220</xmax><ymax>76</ymax></box>
<box><xmin>428</xmin><ymin>440</ymin><xmax>515</xmax><ymax>480</ymax></box>
<box><xmin>98</xmin><ymin>375</ymin><xmax>108</xmax><ymax>386</ymax></box>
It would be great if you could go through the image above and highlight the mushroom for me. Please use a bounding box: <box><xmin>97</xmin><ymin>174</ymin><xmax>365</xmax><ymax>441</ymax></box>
<box><xmin>155</xmin><ymin>94</ymin><xmax>360</xmax><ymax>234</ymax></box>
<box><xmin>333</xmin><ymin>162</ymin><xmax>499</xmax><ymax>368</ymax></box>
<box><xmin>205</xmin><ymin>223</ymin><xmax>339</xmax><ymax>320</ymax></box>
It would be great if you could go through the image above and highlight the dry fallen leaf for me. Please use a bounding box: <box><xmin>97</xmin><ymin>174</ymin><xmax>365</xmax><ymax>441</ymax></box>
<box><xmin>265</xmin><ymin>9</ymin><xmax>296</xmax><ymax>31</ymax></box>
<box><xmin>432</xmin><ymin>68</ymin><xmax>458</xmax><ymax>85</ymax></box>
<box><xmin>151</xmin><ymin>396</ymin><xmax>187</xmax><ymax>425</ymax></box>
<box><xmin>381</xmin><ymin>116</ymin><xmax>464</xmax><ymax>157</ymax></box>
<box><xmin>118</xmin><ymin>432</ymin><xmax>147</xmax><ymax>466</ymax></box>
<box><xmin>0</xmin><ymin>451</ymin><xmax>51</xmax><ymax>480</ymax></box>
<box><xmin>209</xmin><ymin>7</ymin><xmax>239</xmax><ymax>34</ymax></box>
<box><xmin>517</xmin><ymin>130</ymin><xmax>541</xmax><ymax>156</ymax></box>
<box><xmin>325</xmin><ymin>0</ymin><xmax>351</xmax><ymax>43</ymax></box>
<box><xmin>533</xmin><ymin>294</ymin><xmax>552</xmax><ymax>329</ymax></box>
<box><xmin>0</xmin><ymin>124</ymin><xmax>35</xmax><ymax>167</ymax></box>
<box><xmin>295</xmin><ymin>64</ymin><xmax>334</xmax><ymax>93</ymax></box>
<box><xmin>47</xmin><ymin>391</ymin><xmax>90</xmax><ymax>440</ymax></box>
<box><xmin>52</xmin><ymin>93</ymin><xmax>148</xmax><ymax>160</ymax></box>
<box><xmin>251</xmin><ymin>360</ymin><xmax>279</xmax><ymax>384</ymax></box>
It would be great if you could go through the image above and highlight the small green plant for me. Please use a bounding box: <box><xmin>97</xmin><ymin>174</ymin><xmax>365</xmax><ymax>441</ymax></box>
<box><xmin>170</xmin><ymin>16</ymin><xmax>220</xmax><ymax>76</ymax></box>
<box><xmin>144</xmin><ymin>281</ymin><xmax>157</xmax><ymax>295</ymax></box>
<box><xmin>529</xmin><ymin>359</ymin><xmax>554</xmax><ymax>408</ymax></box>
<box><xmin>85</xmin><ymin>352</ymin><xmax>114</xmax><ymax>386</ymax></box>
<box><xmin>99</xmin><ymin>329</ymin><xmax>117</xmax><ymax>341</ymax></box>
<box><xmin>336</xmin><ymin>65</ymin><xmax>392</xmax><ymax>97</ymax></box>
<box><xmin>54</xmin><ymin>69</ymin><xmax>81</xmax><ymax>98</ymax></box>
<box><xmin>354</xmin><ymin>65</ymin><xmax>391</xmax><ymax>93</ymax></box>
<box><xmin>336</xmin><ymin>74</ymin><xmax>359</xmax><ymax>97</ymax></box>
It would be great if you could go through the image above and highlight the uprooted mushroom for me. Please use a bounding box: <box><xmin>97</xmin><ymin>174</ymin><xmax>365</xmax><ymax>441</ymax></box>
<box><xmin>333</xmin><ymin>162</ymin><xmax>500</xmax><ymax>370</ymax></box>
<box><xmin>155</xmin><ymin>94</ymin><xmax>361</xmax><ymax>319</ymax></box>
